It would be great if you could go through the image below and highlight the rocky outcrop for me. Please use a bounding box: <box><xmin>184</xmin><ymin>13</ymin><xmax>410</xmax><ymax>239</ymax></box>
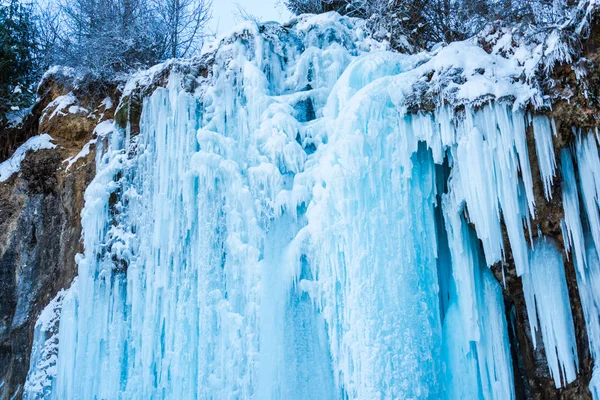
<box><xmin>0</xmin><ymin>69</ymin><xmax>117</xmax><ymax>399</ymax></box>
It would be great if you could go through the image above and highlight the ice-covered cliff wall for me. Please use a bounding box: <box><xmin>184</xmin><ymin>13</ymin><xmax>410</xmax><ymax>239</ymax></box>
<box><xmin>21</xmin><ymin>10</ymin><xmax>600</xmax><ymax>399</ymax></box>
<box><xmin>0</xmin><ymin>68</ymin><xmax>118</xmax><ymax>400</ymax></box>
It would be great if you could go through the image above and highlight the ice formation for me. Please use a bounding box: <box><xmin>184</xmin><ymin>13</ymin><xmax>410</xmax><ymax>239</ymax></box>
<box><xmin>23</xmin><ymin>291</ymin><xmax>67</xmax><ymax>399</ymax></box>
<box><xmin>22</xmin><ymin>12</ymin><xmax>600</xmax><ymax>399</ymax></box>
<box><xmin>563</xmin><ymin>131</ymin><xmax>600</xmax><ymax>396</ymax></box>
<box><xmin>522</xmin><ymin>239</ymin><xmax>578</xmax><ymax>387</ymax></box>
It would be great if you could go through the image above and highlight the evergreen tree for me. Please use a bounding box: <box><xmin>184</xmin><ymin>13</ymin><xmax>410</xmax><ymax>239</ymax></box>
<box><xmin>0</xmin><ymin>0</ymin><xmax>39</xmax><ymax>116</ymax></box>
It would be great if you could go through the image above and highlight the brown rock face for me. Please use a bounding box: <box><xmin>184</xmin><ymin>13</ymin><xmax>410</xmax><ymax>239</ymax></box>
<box><xmin>0</xmin><ymin>69</ymin><xmax>117</xmax><ymax>400</ymax></box>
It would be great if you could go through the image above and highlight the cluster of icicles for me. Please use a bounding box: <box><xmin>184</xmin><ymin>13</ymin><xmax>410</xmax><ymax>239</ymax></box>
<box><xmin>22</xmin><ymin>12</ymin><xmax>600</xmax><ymax>400</ymax></box>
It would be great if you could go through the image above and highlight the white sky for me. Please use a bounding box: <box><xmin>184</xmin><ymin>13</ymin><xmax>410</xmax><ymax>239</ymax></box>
<box><xmin>209</xmin><ymin>0</ymin><xmax>292</xmax><ymax>35</ymax></box>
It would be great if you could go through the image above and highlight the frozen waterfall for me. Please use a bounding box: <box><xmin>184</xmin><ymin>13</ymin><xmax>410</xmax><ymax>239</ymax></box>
<box><xmin>23</xmin><ymin>12</ymin><xmax>600</xmax><ymax>399</ymax></box>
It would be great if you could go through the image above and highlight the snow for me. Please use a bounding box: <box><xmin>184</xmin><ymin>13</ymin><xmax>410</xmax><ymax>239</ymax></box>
<box><xmin>40</xmin><ymin>92</ymin><xmax>84</xmax><ymax>123</ymax></box>
<box><xmin>120</xmin><ymin>59</ymin><xmax>187</xmax><ymax>100</ymax></box>
<box><xmin>93</xmin><ymin>119</ymin><xmax>115</xmax><ymax>137</ymax></box>
<box><xmin>41</xmin><ymin>66</ymin><xmax>77</xmax><ymax>82</ymax></box>
<box><xmin>99</xmin><ymin>97</ymin><xmax>113</xmax><ymax>110</ymax></box>
<box><xmin>5</xmin><ymin>106</ymin><xmax>32</xmax><ymax>128</ymax></box>
<box><xmin>36</xmin><ymin>66</ymin><xmax>80</xmax><ymax>98</ymax></box>
<box><xmin>67</xmin><ymin>105</ymin><xmax>87</xmax><ymax>115</ymax></box>
<box><xmin>63</xmin><ymin>139</ymin><xmax>96</xmax><ymax>171</ymax></box>
<box><xmin>0</xmin><ymin>134</ymin><xmax>56</xmax><ymax>182</ymax></box>
<box><xmin>33</xmin><ymin>10</ymin><xmax>600</xmax><ymax>399</ymax></box>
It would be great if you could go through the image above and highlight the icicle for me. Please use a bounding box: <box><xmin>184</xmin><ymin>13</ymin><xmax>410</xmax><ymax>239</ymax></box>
<box><xmin>532</xmin><ymin>116</ymin><xmax>557</xmax><ymax>200</ymax></box>
<box><xmin>513</xmin><ymin>111</ymin><xmax>536</xmax><ymax>218</ymax></box>
<box><xmin>442</xmin><ymin>183</ymin><xmax>483</xmax><ymax>342</ymax></box>
<box><xmin>522</xmin><ymin>238</ymin><xmax>578</xmax><ymax>387</ymax></box>
<box><xmin>577</xmin><ymin>241</ymin><xmax>600</xmax><ymax>400</ymax></box>
<box><xmin>569</xmin><ymin>132</ymin><xmax>600</xmax><ymax>397</ymax></box>
<box><xmin>576</xmin><ymin>131</ymin><xmax>600</xmax><ymax>259</ymax></box>
<box><xmin>441</xmin><ymin>207</ymin><xmax>515</xmax><ymax>400</ymax></box>
<box><xmin>454</xmin><ymin>125</ymin><xmax>505</xmax><ymax>268</ymax></box>
<box><xmin>446</xmin><ymin>104</ymin><xmax>531</xmax><ymax>275</ymax></box>
<box><xmin>560</xmin><ymin>148</ymin><xmax>587</xmax><ymax>277</ymax></box>
<box><xmin>476</xmin><ymin>268</ymin><xmax>516</xmax><ymax>400</ymax></box>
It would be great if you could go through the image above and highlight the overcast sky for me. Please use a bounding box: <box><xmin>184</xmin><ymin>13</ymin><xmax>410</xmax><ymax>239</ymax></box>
<box><xmin>209</xmin><ymin>0</ymin><xmax>291</xmax><ymax>35</ymax></box>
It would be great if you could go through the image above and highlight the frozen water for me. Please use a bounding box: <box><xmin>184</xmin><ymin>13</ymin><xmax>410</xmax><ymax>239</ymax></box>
<box><xmin>22</xmin><ymin>12</ymin><xmax>600</xmax><ymax>399</ymax></box>
<box><xmin>565</xmin><ymin>131</ymin><xmax>600</xmax><ymax>399</ymax></box>
<box><xmin>532</xmin><ymin>116</ymin><xmax>557</xmax><ymax>200</ymax></box>
<box><xmin>522</xmin><ymin>238</ymin><xmax>578</xmax><ymax>387</ymax></box>
<box><xmin>23</xmin><ymin>291</ymin><xmax>67</xmax><ymax>400</ymax></box>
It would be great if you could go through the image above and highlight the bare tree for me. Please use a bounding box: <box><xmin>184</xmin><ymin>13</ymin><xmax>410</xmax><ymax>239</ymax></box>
<box><xmin>153</xmin><ymin>0</ymin><xmax>212</xmax><ymax>59</ymax></box>
<box><xmin>284</xmin><ymin>0</ymin><xmax>347</xmax><ymax>15</ymax></box>
<box><xmin>32</xmin><ymin>0</ymin><xmax>210</xmax><ymax>78</ymax></box>
<box><xmin>34</xmin><ymin>1</ymin><xmax>62</xmax><ymax>70</ymax></box>
<box><xmin>232</xmin><ymin>1</ymin><xmax>261</xmax><ymax>24</ymax></box>
<box><xmin>284</xmin><ymin>0</ymin><xmax>581</xmax><ymax>51</ymax></box>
